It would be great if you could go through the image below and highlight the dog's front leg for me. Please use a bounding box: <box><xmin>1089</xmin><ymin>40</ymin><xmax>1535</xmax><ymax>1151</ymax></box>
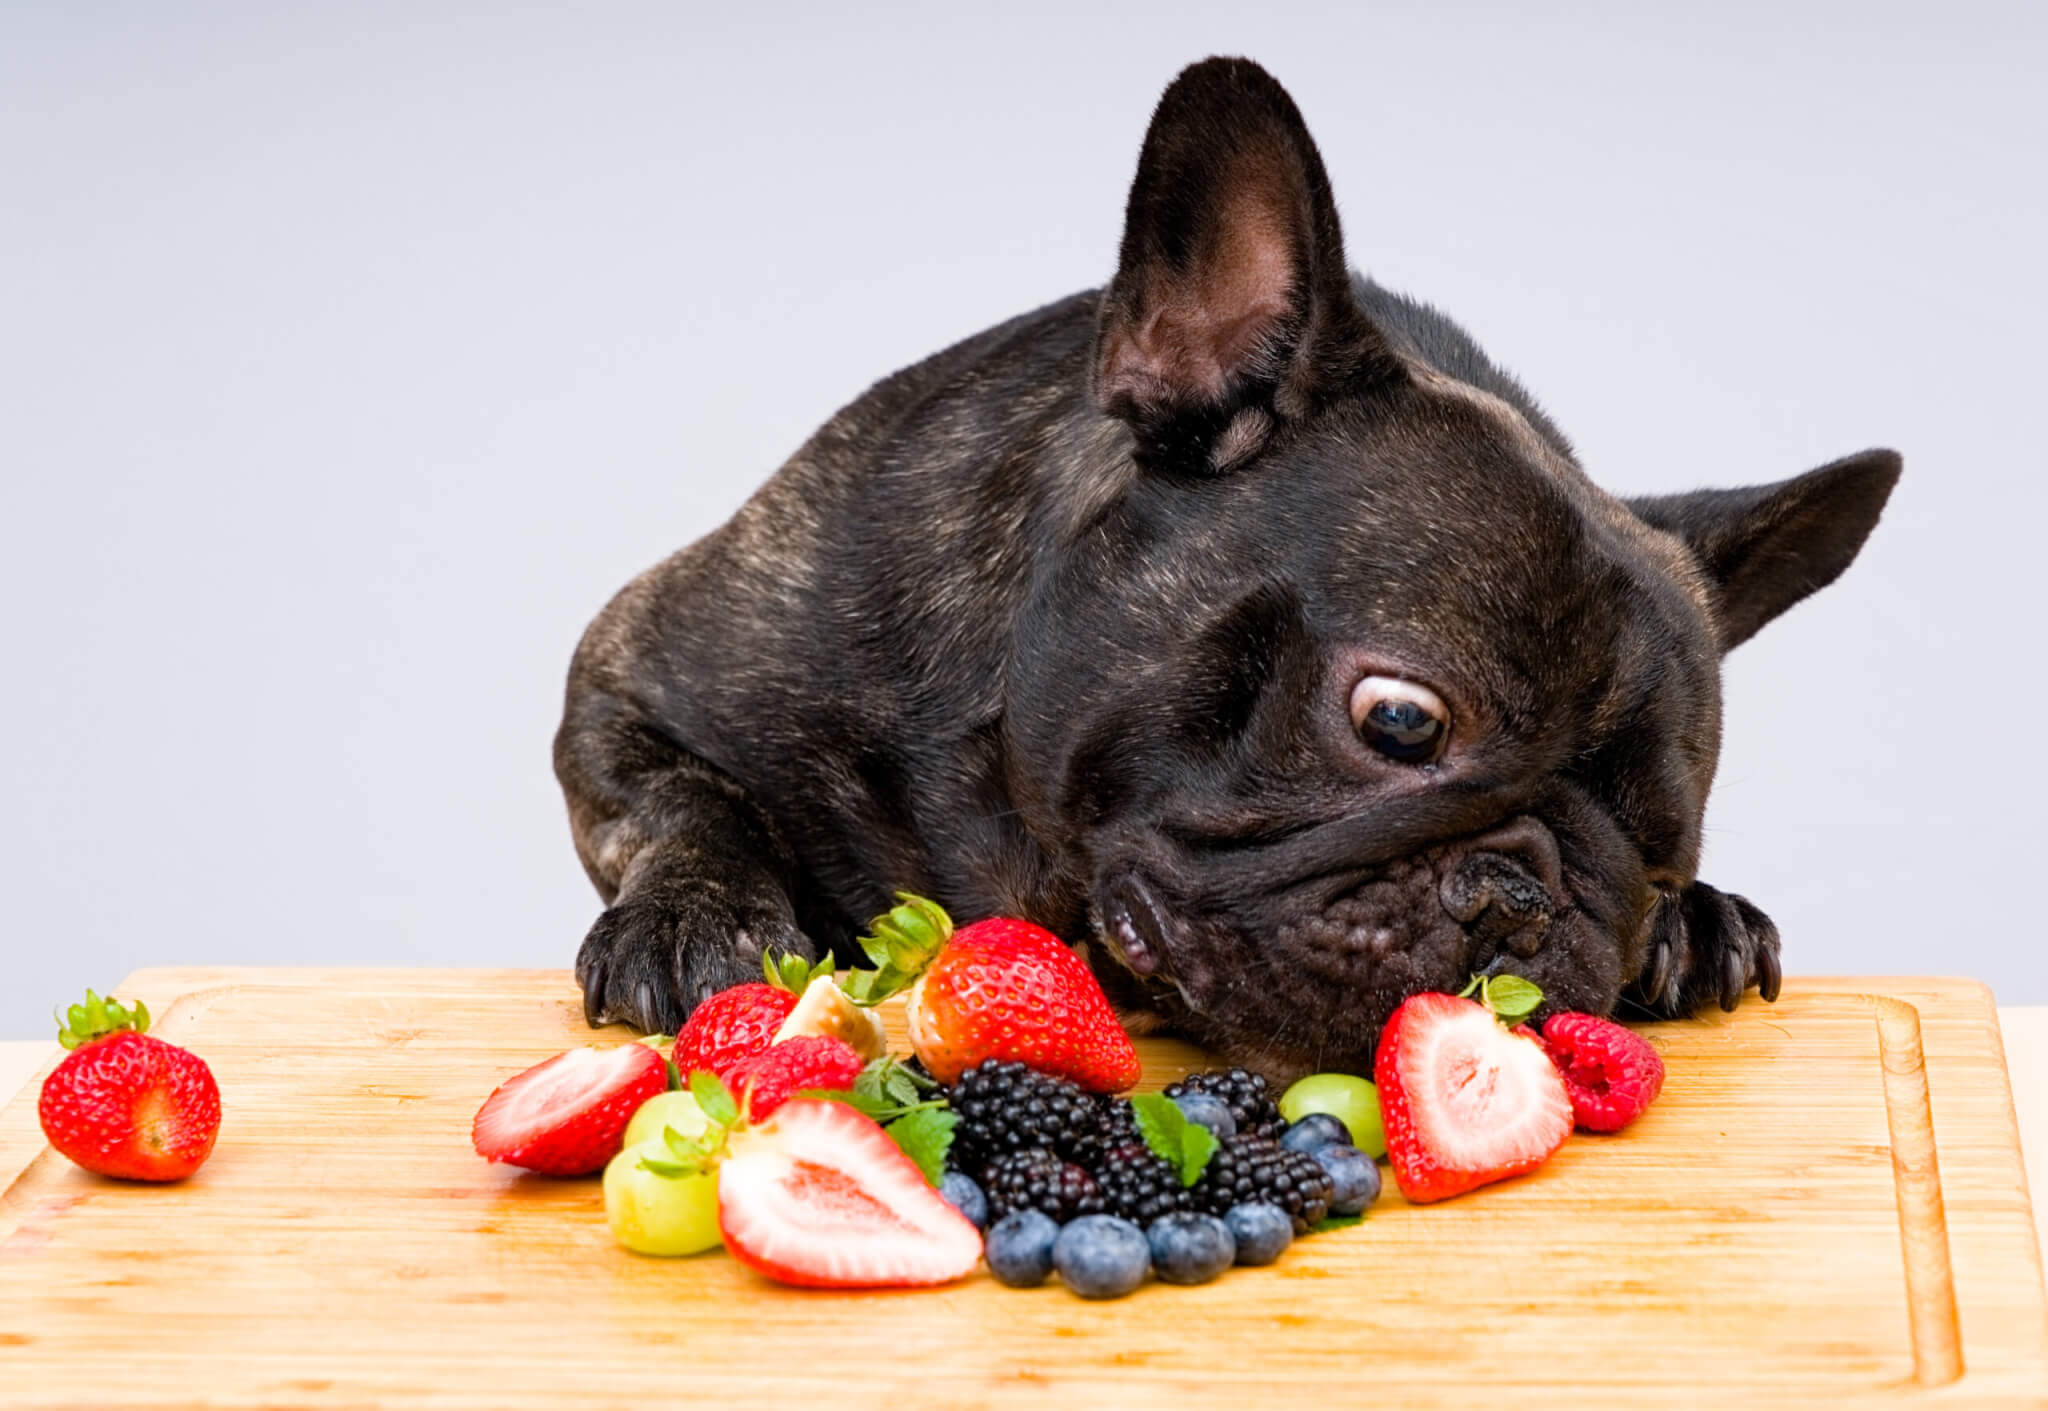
<box><xmin>555</xmin><ymin>693</ymin><xmax>814</xmax><ymax>1034</ymax></box>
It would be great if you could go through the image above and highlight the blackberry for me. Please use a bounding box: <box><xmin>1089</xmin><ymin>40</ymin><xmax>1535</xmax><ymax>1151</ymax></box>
<box><xmin>1091</xmin><ymin>1140</ymin><xmax>1193</xmax><ymax>1225</ymax></box>
<box><xmin>984</xmin><ymin>1148</ymin><xmax>1106</xmax><ymax>1223</ymax></box>
<box><xmin>1165</xmin><ymin>1068</ymin><xmax>1286</xmax><ymax>1141</ymax></box>
<box><xmin>1069</xmin><ymin>1096</ymin><xmax>1142</xmax><ymax>1170</ymax></box>
<box><xmin>1190</xmin><ymin>1134</ymin><xmax>1335</xmax><ymax>1233</ymax></box>
<box><xmin>949</xmin><ymin>1060</ymin><xmax>1103</xmax><ymax>1175</ymax></box>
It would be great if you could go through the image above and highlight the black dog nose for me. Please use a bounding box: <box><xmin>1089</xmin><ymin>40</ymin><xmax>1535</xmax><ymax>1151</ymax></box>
<box><xmin>1438</xmin><ymin>816</ymin><xmax>1565</xmax><ymax>959</ymax></box>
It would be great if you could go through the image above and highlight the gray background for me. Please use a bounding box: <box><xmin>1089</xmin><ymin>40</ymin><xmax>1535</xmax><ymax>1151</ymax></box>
<box><xmin>4</xmin><ymin>2</ymin><xmax>2043</xmax><ymax>1038</ymax></box>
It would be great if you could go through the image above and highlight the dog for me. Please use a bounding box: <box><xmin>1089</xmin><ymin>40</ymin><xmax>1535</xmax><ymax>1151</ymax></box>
<box><xmin>553</xmin><ymin>57</ymin><xmax>1898</xmax><ymax>1081</ymax></box>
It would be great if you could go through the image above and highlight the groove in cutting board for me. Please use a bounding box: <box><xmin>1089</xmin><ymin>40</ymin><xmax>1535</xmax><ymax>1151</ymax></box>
<box><xmin>1870</xmin><ymin>994</ymin><xmax>1964</xmax><ymax>1386</ymax></box>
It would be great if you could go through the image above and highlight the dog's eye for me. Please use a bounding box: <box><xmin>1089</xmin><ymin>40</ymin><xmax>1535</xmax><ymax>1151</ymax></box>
<box><xmin>1349</xmin><ymin>676</ymin><xmax>1448</xmax><ymax>763</ymax></box>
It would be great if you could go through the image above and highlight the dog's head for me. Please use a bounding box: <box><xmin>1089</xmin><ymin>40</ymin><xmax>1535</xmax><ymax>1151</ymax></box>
<box><xmin>1003</xmin><ymin>58</ymin><xmax>1898</xmax><ymax>1078</ymax></box>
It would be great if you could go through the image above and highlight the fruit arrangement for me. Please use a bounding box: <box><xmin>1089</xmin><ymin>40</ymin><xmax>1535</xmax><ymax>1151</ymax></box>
<box><xmin>458</xmin><ymin>894</ymin><xmax>1668</xmax><ymax>1295</ymax></box>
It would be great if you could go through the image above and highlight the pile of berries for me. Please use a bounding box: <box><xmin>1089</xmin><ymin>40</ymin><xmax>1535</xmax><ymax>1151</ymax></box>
<box><xmin>938</xmin><ymin>1061</ymin><xmax>1380</xmax><ymax>1298</ymax></box>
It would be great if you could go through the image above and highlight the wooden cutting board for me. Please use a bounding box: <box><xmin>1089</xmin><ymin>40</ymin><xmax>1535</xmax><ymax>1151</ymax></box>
<box><xmin>1</xmin><ymin>968</ymin><xmax>2043</xmax><ymax>1409</ymax></box>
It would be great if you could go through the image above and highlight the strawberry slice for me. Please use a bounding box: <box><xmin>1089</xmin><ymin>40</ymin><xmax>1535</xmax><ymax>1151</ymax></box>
<box><xmin>1375</xmin><ymin>989</ymin><xmax>1572</xmax><ymax>1204</ymax></box>
<box><xmin>717</xmin><ymin>1098</ymin><xmax>982</xmax><ymax>1287</ymax></box>
<box><xmin>472</xmin><ymin>1042</ymin><xmax>669</xmax><ymax>1176</ymax></box>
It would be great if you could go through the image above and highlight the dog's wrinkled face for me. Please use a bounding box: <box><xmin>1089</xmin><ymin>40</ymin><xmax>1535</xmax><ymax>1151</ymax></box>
<box><xmin>998</xmin><ymin>59</ymin><xmax>1896</xmax><ymax>1078</ymax></box>
<box><xmin>1008</xmin><ymin>399</ymin><xmax>1719</xmax><ymax>1076</ymax></box>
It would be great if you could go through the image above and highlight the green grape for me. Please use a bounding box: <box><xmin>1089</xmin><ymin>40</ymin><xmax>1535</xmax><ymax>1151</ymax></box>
<box><xmin>1280</xmin><ymin>1073</ymin><xmax>1385</xmax><ymax>1159</ymax></box>
<box><xmin>603</xmin><ymin>1139</ymin><xmax>722</xmax><ymax>1256</ymax></box>
<box><xmin>622</xmin><ymin>1090</ymin><xmax>709</xmax><ymax>1149</ymax></box>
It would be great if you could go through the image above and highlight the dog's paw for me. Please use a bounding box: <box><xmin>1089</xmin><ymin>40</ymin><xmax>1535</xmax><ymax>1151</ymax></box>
<box><xmin>574</xmin><ymin>884</ymin><xmax>814</xmax><ymax>1033</ymax></box>
<box><xmin>1625</xmin><ymin>880</ymin><xmax>1782</xmax><ymax>1018</ymax></box>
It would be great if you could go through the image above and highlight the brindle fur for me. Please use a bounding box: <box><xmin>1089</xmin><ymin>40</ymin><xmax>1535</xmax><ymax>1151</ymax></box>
<box><xmin>554</xmin><ymin>58</ymin><xmax>1898</xmax><ymax>1079</ymax></box>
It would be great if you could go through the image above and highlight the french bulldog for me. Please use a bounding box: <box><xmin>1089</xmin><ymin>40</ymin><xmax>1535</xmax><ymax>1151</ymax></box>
<box><xmin>553</xmin><ymin>57</ymin><xmax>1899</xmax><ymax>1080</ymax></box>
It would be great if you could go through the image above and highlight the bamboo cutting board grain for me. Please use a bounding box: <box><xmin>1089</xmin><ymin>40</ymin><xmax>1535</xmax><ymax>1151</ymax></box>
<box><xmin>0</xmin><ymin>969</ymin><xmax>2043</xmax><ymax>1410</ymax></box>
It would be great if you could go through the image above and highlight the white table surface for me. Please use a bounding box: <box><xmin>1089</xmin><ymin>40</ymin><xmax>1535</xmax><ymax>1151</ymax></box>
<box><xmin>5</xmin><ymin>1009</ymin><xmax>2044</xmax><ymax>1268</ymax></box>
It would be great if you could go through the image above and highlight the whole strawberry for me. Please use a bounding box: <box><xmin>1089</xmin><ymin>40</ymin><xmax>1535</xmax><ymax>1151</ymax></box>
<box><xmin>38</xmin><ymin>990</ymin><xmax>221</xmax><ymax>1182</ymax></box>
<box><xmin>842</xmin><ymin>895</ymin><xmax>1141</xmax><ymax>1092</ymax></box>
<box><xmin>672</xmin><ymin>951</ymin><xmax>832</xmax><ymax>1081</ymax></box>
<box><xmin>1541</xmin><ymin>1011</ymin><xmax>1666</xmax><ymax>1133</ymax></box>
<box><xmin>723</xmin><ymin>1035</ymin><xmax>865</xmax><ymax>1119</ymax></box>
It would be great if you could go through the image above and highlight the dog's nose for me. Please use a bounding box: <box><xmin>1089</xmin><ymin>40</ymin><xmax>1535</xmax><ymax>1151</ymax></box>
<box><xmin>1438</xmin><ymin>815</ymin><xmax>1565</xmax><ymax>960</ymax></box>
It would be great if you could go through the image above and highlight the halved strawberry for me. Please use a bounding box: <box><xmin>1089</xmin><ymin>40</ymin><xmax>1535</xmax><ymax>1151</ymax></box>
<box><xmin>1375</xmin><ymin>988</ymin><xmax>1572</xmax><ymax>1204</ymax></box>
<box><xmin>472</xmin><ymin>1042</ymin><xmax>669</xmax><ymax>1176</ymax></box>
<box><xmin>717</xmin><ymin>1098</ymin><xmax>982</xmax><ymax>1287</ymax></box>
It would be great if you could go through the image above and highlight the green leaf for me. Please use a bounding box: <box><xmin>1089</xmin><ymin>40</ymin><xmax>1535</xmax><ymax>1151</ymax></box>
<box><xmin>1130</xmin><ymin>1092</ymin><xmax>1186</xmax><ymax>1167</ymax></box>
<box><xmin>1312</xmin><ymin>1212</ymin><xmax>1366</xmax><ymax>1233</ymax></box>
<box><xmin>689</xmin><ymin>1069</ymin><xmax>739</xmax><ymax>1129</ymax></box>
<box><xmin>638</xmin><ymin>1152</ymin><xmax>690</xmax><ymax>1177</ymax></box>
<box><xmin>883</xmin><ymin>1107</ymin><xmax>957</xmax><ymax>1187</ymax></box>
<box><xmin>883</xmin><ymin>1067</ymin><xmax>921</xmax><ymax>1106</ymax></box>
<box><xmin>1457</xmin><ymin>974</ymin><xmax>1483</xmax><ymax>999</ymax></box>
<box><xmin>1131</xmin><ymin>1093</ymin><xmax>1219</xmax><ymax>1187</ymax></box>
<box><xmin>803</xmin><ymin>1087</ymin><xmax>896</xmax><ymax>1120</ymax></box>
<box><xmin>131</xmin><ymin>999</ymin><xmax>150</xmax><ymax>1034</ymax></box>
<box><xmin>1481</xmin><ymin>974</ymin><xmax>1544</xmax><ymax>1025</ymax></box>
<box><xmin>1179</xmin><ymin>1124</ymin><xmax>1219</xmax><ymax>1186</ymax></box>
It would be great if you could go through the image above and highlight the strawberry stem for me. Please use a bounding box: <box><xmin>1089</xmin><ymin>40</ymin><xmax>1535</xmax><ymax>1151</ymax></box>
<box><xmin>838</xmin><ymin>893</ymin><xmax>954</xmax><ymax>1007</ymax></box>
<box><xmin>54</xmin><ymin>990</ymin><xmax>149</xmax><ymax>1050</ymax></box>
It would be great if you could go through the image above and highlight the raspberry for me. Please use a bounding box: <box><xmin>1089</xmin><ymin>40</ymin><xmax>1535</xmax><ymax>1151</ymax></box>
<box><xmin>1540</xmin><ymin>1012</ymin><xmax>1665</xmax><ymax>1132</ymax></box>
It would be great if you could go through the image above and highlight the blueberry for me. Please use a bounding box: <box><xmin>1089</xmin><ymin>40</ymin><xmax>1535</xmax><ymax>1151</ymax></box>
<box><xmin>1171</xmin><ymin>1092</ymin><xmax>1237</xmax><ymax>1141</ymax></box>
<box><xmin>1224</xmin><ymin>1202</ymin><xmax>1294</xmax><ymax>1265</ymax></box>
<box><xmin>1279</xmin><ymin>1111</ymin><xmax>1352</xmax><ymax>1154</ymax></box>
<box><xmin>1146</xmin><ymin>1211</ymin><xmax>1235</xmax><ymax>1285</ymax></box>
<box><xmin>940</xmin><ymin>1170</ymin><xmax>989</xmax><ymax>1230</ymax></box>
<box><xmin>1051</xmin><ymin>1214</ymin><xmax>1151</xmax><ymax>1299</ymax></box>
<box><xmin>1312</xmin><ymin>1144</ymin><xmax>1381</xmax><ymax>1216</ymax></box>
<box><xmin>984</xmin><ymin>1209</ymin><xmax>1060</xmax><ymax>1288</ymax></box>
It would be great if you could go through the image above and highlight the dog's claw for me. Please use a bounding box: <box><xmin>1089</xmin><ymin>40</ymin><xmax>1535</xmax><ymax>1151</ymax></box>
<box><xmin>1640</xmin><ymin>924</ymin><xmax>1673</xmax><ymax>1011</ymax></box>
<box><xmin>1758</xmin><ymin>941</ymin><xmax>1782</xmax><ymax>1004</ymax></box>
<box><xmin>580</xmin><ymin>957</ymin><xmax>610</xmax><ymax>1026</ymax></box>
<box><xmin>1719</xmin><ymin>947</ymin><xmax>1745</xmax><ymax>1012</ymax></box>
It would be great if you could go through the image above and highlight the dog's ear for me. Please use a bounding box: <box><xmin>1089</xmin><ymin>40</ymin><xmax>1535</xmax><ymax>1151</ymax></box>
<box><xmin>1629</xmin><ymin>448</ymin><xmax>1902</xmax><ymax>651</ymax></box>
<box><xmin>1093</xmin><ymin>58</ymin><xmax>1399</xmax><ymax>474</ymax></box>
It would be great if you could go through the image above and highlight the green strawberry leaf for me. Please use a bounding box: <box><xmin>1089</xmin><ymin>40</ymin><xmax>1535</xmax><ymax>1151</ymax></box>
<box><xmin>840</xmin><ymin>894</ymin><xmax>954</xmax><ymax>1007</ymax></box>
<box><xmin>638</xmin><ymin>1152</ymin><xmax>691</xmax><ymax>1177</ymax></box>
<box><xmin>1312</xmin><ymin>1212</ymin><xmax>1366</xmax><ymax>1233</ymax></box>
<box><xmin>55</xmin><ymin>990</ymin><xmax>149</xmax><ymax>1050</ymax></box>
<box><xmin>689</xmin><ymin>1069</ymin><xmax>739</xmax><ymax>1129</ymax></box>
<box><xmin>1457</xmin><ymin>975</ymin><xmax>1484</xmax><ymax>999</ymax></box>
<box><xmin>1481</xmin><ymin>974</ymin><xmax>1544</xmax><ymax>1025</ymax></box>
<box><xmin>883</xmin><ymin>1107</ymin><xmax>957</xmax><ymax>1187</ymax></box>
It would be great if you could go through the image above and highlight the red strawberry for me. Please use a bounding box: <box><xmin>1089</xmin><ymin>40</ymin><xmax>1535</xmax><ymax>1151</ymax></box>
<box><xmin>1375</xmin><ymin>988</ymin><xmax>1572</xmax><ymax>1204</ymax></box>
<box><xmin>673</xmin><ymin>983</ymin><xmax>800</xmax><ymax>1081</ymax></box>
<box><xmin>722</xmin><ymin>1035</ymin><xmax>864</xmax><ymax>1119</ymax></box>
<box><xmin>472</xmin><ymin>1041</ymin><xmax>668</xmax><ymax>1175</ymax></box>
<box><xmin>1541</xmin><ymin>1011</ymin><xmax>1666</xmax><ymax>1133</ymax></box>
<box><xmin>38</xmin><ymin>990</ymin><xmax>221</xmax><ymax>1183</ymax></box>
<box><xmin>717</xmin><ymin>1097</ymin><xmax>982</xmax><ymax>1287</ymax></box>
<box><xmin>839</xmin><ymin>895</ymin><xmax>1139</xmax><ymax>1091</ymax></box>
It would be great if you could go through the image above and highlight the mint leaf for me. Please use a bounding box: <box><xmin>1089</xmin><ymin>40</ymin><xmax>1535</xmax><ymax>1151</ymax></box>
<box><xmin>883</xmin><ymin>1107</ymin><xmax>957</xmax><ymax>1186</ymax></box>
<box><xmin>1482</xmin><ymin>974</ymin><xmax>1544</xmax><ymax>1025</ymax></box>
<box><xmin>1179</xmin><ymin>1124</ymin><xmax>1219</xmax><ymax>1186</ymax></box>
<box><xmin>689</xmin><ymin>1069</ymin><xmax>739</xmax><ymax>1129</ymax></box>
<box><xmin>1130</xmin><ymin>1092</ymin><xmax>1187</xmax><ymax>1166</ymax></box>
<box><xmin>802</xmin><ymin>1087</ymin><xmax>896</xmax><ymax>1120</ymax></box>
<box><xmin>1312</xmin><ymin>1212</ymin><xmax>1365</xmax><ymax>1233</ymax></box>
<box><xmin>883</xmin><ymin>1066</ymin><xmax>921</xmax><ymax>1106</ymax></box>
